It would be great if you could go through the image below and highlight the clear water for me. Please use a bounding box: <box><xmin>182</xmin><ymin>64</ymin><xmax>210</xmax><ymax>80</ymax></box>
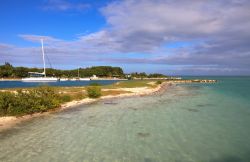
<box><xmin>0</xmin><ymin>77</ymin><xmax>250</xmax><ymax>162</ymax></box>
<box><xmin>0</xmin><ymin>80</ymin><xmax>118</xmax><ymax>89</ymax></box>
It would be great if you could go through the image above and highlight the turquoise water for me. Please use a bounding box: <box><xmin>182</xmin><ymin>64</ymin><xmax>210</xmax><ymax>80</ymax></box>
<box><xmin>0</xmin><ymin>77</ymin><xmax>250</xmax><ymax>162</ymax></box>
<box><xmin>0</xmin><ymin>80</ymin><xmax>118</xmax><ymax>89</ymax></box>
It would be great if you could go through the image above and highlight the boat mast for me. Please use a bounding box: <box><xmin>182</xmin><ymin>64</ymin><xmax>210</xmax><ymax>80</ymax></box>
<box><xmin>41</xmin><ymin>39</ymin><xmax>46</xmax><ymax>77</ymax></box>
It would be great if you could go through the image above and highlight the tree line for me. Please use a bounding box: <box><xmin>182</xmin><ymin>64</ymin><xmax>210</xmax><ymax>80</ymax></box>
<box><xmin>0</xmin><ymin>62</ymin><xmax>167</xmax><ymax>78</ymax></box>
<box><xmin>130</xmin><ymin>72</ymin><xmax>167</xmax><ymax>78</ymax></box>
<box><xmin>0</xmin><ymin>62</ymin><xmax>124</xmax><ymax>78</ymax></box>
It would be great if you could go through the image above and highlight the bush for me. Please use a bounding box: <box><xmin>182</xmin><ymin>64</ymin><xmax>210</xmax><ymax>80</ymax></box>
<box><xmin>0</xmin><ymin>92</ymin><xmax>16</xmax><ymax>115</ymax></box>
<box><xmin>156</xmin><ymin>80</ymin><xmax>162</xmax><ymax>84</ymax></box>
<box><xmin>73</xmin><ymin>93</ymin><xmax>85</xmax><ymax>100</ymax></box>
<box><xmin>59</xmin><ymin>95</ymin><xmax>72</xmax><ymax>103</ymax></box>
<box><xmin>86</xmin><ymin>86</ymin><xmax>101</xmax><ymax>98</ymax></box>
<box><xmin>89</xmin><ymin>82</ymin><xmax>101</xmax><ymax>86</ymax></box>
<box><xmin>0</xmin><ymin>86</ymin><xmax>61</xmax><ymax>116</ymax></box>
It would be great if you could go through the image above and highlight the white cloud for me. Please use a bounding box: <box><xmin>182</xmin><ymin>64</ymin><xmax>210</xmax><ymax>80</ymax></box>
<box><xmin>1</xmin><ymin>0</ymin><xmax>250</xmax><ymax>74</ymax></box>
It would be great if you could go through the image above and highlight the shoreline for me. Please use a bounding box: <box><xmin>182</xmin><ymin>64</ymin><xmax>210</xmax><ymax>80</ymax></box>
<box><xmin>0</xmin><ymin>82</ymin><xmax>170</xmax><ymax>132</ymax></box>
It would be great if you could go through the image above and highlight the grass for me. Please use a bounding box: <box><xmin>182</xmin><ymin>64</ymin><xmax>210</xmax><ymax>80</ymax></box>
<box><xmin>103</xmin><ymin>80</ymin><xmax>157</xmax><ymax>89</ymax></box>
<box><xmin>0</xmin><ymin>80</ymin><xmax>158</xmax><ymax>97</ymax></box>
<box><xmin>101</xmin><ymin>90</ymin><xmax>132</xmax><ymax>96</ymax></box>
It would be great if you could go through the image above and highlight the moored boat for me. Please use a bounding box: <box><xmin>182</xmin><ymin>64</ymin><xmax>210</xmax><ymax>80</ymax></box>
<box><xmin>79</xmin><ymin>78</ymin><xmax>90</xmax><ymax>81</ymax></box>
<box><xmin>21</xmin><ymin>39</ymin><xmax>58</xmax><ymax>82</ymax></box>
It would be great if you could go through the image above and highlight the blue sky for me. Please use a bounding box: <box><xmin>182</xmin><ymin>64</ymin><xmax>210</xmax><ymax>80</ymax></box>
<box><xmin>0</xmin><ymin>0</ymin><xmax>107</xmax><ymax>45</ymax></box>
<box><xmin>1</xmin><ymin>0</ymin><xmax>250</xmax><ymax>75</ymax></box>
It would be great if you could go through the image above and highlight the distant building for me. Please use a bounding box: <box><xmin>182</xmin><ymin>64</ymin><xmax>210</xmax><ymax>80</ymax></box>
<box><xmin>90</xmin><ymin>75</ymin><xmax>100</xmax><ymax>80</ymax></box>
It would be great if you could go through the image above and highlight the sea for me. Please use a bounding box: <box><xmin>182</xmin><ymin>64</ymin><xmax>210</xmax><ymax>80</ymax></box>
<box><xmin>0</xmin><ymin>76</ymin><xmax>250</xmax><ymax>162</ymax></box>
<box><xmin>0</xmin><ymin>80</ymin><xmax>118</xmax><ymax>89</ymax></box>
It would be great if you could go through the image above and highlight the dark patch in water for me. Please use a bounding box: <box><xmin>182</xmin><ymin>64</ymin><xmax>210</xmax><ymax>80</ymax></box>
<box><xmin>56</xmin><ymin>116</ymin><xmax>71</xmax><ymax>120</ymax></box>
<box><xmin>137</xmin><ymin>132</ymin><xmax>150</xmax><ymax>138</ymax></box>
<box><xmin>0</xmin><ymin>124</ymin><xmax>3</xmax><ymax>126</ymax></box>
<box><xmin>133</xmin><ymin>121</ymin><xmax>138</xmax><ymax>124</ymax></box>
<box><xmin>104</xmin><ymin>102</ymin><xmax>118</xmax><ymax>105</ymax></box>
<box><xmin>87</xmin><ymin>124</ymin><xmax>97</xmax><ymax>127</ymax></box>
<box><xmin>88</xmin><ymin>115</ymin><xmax>95</xmax><ymax>119</ymax></box>
<box><xmin>187</xmin><ymin>108</ymin><xmax>199</xmax><ymax>112</ymax></box>
<box><xmin>197</xmin><ymin>103</ymin><xmax>214</xmax><ymax>107</ymax></box>
<box><xmin>186</xmin><ymin>85</ymin><xmax>201</xmax><ymax>90</ymax></box>
<box><xmin>144</xmin><ymin>158</ymin><xmax>153</xmax><ymax>162</ymax></box>
<box><xmin>128</xmin><ymin>107</ymin><xmax>137</xmax><ymax>111</ymax></box>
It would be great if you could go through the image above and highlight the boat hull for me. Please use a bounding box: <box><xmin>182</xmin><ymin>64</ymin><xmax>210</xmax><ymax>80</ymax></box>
<box><xmin>79</xmin><ymin>78</ymin><xmax>90</xmax><ymax>81</ymax></box>
<box><xmin>59</xmin><ymin>78</ymin><xmax>69</xmax><ymax>81</ymax></box>
<box><xmin>21</xmin><ymin>77</ymin><xmax>58</xmax><ymax>82</ymax></box>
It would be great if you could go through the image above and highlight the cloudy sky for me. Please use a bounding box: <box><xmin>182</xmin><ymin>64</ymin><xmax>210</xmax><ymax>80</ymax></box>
<box><xmin>1</xmin><ymin>0</ymin><xmax>250</xmax><ymax>75</ymax></box>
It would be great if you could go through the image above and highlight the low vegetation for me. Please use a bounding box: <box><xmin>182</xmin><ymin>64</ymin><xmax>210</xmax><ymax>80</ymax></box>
<box><xmin>89</xmin><ymin>82</ymin><xmax>101</xmax><ymax>86</ymax></box>
<box><xmin>0</xmin><ymin>80</ymin><xmax>160</xmax><ymax>117</ymax></box>
<box><xmin>86</xmin><ymin>86</ymin><xmax>102</xmax><ymax>98</ymax></box>
<box><xmin>156</xmin><ymin>80</ymin><xmax>162</xmax><ymax>84</ymax></box>
<box><xmin>0</xmin><ymin>86</ymin><xmax>61</xmax><ymax>116</ymax></box>
<box><xmin>101</xmin><ymin>90</ymin><xmax>132</xmax><ymax>96</ymax></box>
<box><xmin>104</xmin><ymin>80</ymin><xmax>157</xmax><ymax>88</ymax></box>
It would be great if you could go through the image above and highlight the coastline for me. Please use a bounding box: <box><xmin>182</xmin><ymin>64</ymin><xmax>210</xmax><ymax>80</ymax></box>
<box><xmin>0</xmin><ymin>82</ymin><xmax>170</xmax><ymax>132</ymax></box>
<box><xmin>0</xmin><ymin>78</ymin><xmax>21</xmax><ymax>81</ymax></box>
<box><xmin>0</xmin><ymin>78</ymin><xmax>128</xmax><ymax>81</ymax></box>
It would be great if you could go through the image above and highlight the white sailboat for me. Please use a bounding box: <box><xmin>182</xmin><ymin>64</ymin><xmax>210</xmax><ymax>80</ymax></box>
<box><xmin>79</xmin><ymin>78</ymin><xmax>90</xmax><ymax>81</ymax></box>
<box><xmin>22</xmin><ymin>39</ymin><xmax>58</xmax><ymax>82</ymax></box>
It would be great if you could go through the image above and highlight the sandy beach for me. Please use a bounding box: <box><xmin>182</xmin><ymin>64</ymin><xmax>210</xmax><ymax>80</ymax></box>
<box><xmin>0</xmin><ymin>82</ymin><xmax>170</xmax><ymax>132</ymax></box>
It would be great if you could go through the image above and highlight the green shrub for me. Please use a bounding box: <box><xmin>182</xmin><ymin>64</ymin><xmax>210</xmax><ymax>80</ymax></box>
<box><xmin>0</xmin><ymin>86</ymin><xmax>61</xmax><ymax>116</ymax></box>
<box><xmin>0</xmin><ymin>92</ymin><xmax>16</xmax><ymax>115</ymax></box>
<box><xmin>89</xmin><ymin>82</ymin><xmax>101</xmax><ymax>86</ymax></box>
<box><xmin>156</xmin><ymin>80</ymin><xmax>162</xmax><ymax>84</ymax></box>
<box><xmin>73</xmin><ymin>93</ymin><xmax>85</xmax><ymax>100</ymax></box>
<box><xmin>59</xmin><ymin>95</ymin><xmax>72</xmax><ymax>103</ymax></box>
<box><xmin>86</xmin><ymin>86</ymin><xmax>101</xmax><ymax>98</ymax></box>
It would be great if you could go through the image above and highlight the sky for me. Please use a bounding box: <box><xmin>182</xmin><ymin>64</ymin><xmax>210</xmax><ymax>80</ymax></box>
<box><xmin>1</xmin><ymin>0</ymin><xmax>250</xmax><ymax>75</ymax></box>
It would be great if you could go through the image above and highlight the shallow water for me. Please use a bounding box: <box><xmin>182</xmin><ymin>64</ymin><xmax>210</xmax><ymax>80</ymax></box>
<box><xmin>0</xmin><ymin>77</ymin><xmax>250</xmax><ymax>162</ymax></box>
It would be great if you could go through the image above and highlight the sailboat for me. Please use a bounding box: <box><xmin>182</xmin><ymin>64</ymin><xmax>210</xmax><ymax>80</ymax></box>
<box><xmin>22</xmin><ymin>39</ymin><xmax>58</xmax><ymax>82</ymax></box>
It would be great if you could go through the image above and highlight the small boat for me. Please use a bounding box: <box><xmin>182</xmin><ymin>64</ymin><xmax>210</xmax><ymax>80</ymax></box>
<box><xmin>59</xmin><ymin>78</ymin><xmax>69</xmax><ymax>81</ymax></box>
<box><xmin>79</xmin><ymin>78</ymin><xmax>90</xmax><ymax>81</ymax></box>
<box><xmin>22</xmin><ymin>39</ymin><xmax>58</xmax><ymax>82</ymax></box>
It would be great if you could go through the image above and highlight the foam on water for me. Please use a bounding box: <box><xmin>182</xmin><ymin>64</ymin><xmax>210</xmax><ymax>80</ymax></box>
<box><xmin>0</xmin><ymin>77</ymin><xmax>250</xmax><ymax>162</ymax></box>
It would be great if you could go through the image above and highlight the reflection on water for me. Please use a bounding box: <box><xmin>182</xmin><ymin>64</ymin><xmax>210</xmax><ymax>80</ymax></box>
<box><xmin>1</xmin><ymin>77</ymin><xmax>250</xmax><ymax>162</ymax></box>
